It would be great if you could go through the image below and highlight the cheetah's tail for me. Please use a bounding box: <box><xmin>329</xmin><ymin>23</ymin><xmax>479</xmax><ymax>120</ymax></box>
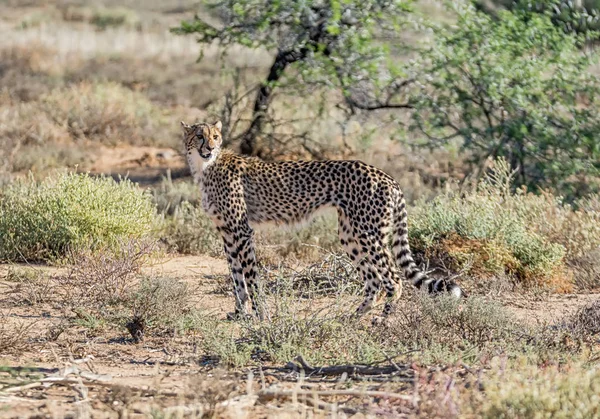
<box><xmin>392</xmin><ymin>196</ymin><xmax>464</xmax><ymax>298</ymax></box>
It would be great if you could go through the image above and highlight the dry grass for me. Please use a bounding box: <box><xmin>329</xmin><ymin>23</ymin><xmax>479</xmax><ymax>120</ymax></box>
<box><xmin>559</xmin><ymin>299</ymin><xmax>600</xmax><ymax>346</ymax></box>
<box><xmin>55</xmin><ymin>239</ymin><xmax>158</xmax><ymax>310</ymax></box>
<box><xmin>481</xmin><ymin>363</ymin><xmax>600</xmax><ymax>418</ymax></box>
<box><xmin>41</xmin><ymin>81</ymin><xmax>172</xmax><ymax>146</ymax></box>
<box><xmin>570</xmin><ymin>248</ymin><xmax>600</xmax><ymax>290</ymax></box>
<box><xmin>5</xmin><ymin>267</ymin><xmax>55</xmax><ymax>307</ymax></box>
<box><xmin>0</xmin><ymin>312</ymin><xmax>34</xmax><ymax>354</ymax></box>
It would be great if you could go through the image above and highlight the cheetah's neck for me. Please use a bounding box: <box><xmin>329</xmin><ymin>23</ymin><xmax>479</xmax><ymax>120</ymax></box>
<box><xmin>187</xmin><ymin>148</ymin><xmax>218</xmax><ymax>185</ymax></box>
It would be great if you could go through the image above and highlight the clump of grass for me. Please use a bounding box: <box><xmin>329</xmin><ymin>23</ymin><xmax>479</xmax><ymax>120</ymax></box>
<box><xmin>382</xmin><ymin>292</ymin><xmax>520</xmax><ymax>364</ymax></box>
<box><xmin>0</xmin><ymin>312</ymin><xmax>35</xmax><ymax>354</ymax></box>
<box><xmin>0</xmin><ymin>172</ymin><xmax>156</xmax><ymax>262</ymax></box>
<box><xmin>59</xmin><ymin>4</ymin><xmax>141</xmax><ymax>29</ymax></box>
<box><xmin>556</xmin><ymin>299</ymin><xmax>600</xmax><ymax>348</ymax></box>
<box><xmin>512</xmin><ymin>192</ymin><xmax>600</xmax><ymax>261</ymax></box>
<box><xmin>159</xmin><ymin>201</ymin><xmax>221</xmax><ymax>256</ymax></box>
<box><xmin>190</xmin><ymin>315</ymin><xmax>254</xmax><ymax>367</ymax></box>
<box><xmin>89</xmin><ymin>7</ymin><xmax>140</xmax><ymax>30</ymax></box>
<box><xmin>482</xmin><ymin>364</ymin><xmax>600</xmax><ymax>418</ymax></box>
<box><xmin>6</xmin><ymin>267</ymin><xmax>54</xmax><ymax>306</ymax></box>
<box><xmin>56</xmin><ymin>239</ymin><xmax>157</xmax><ymax>310</ymax></box>
<box><xmin>18</xmin><ymin>7</ymin><xmax>62</xmax><ymax>29</ymax></box>
<box><xmin>41</xmin><ymin>82</ymin><xmax>171</xmax><ymax>146</ymax></box>
<box><xmin>127</xmin><ymin>276</ymin><xmax>194</xmax><ymax>341</ymax></box>
<box><xmin>410</xmin><ymin>159</ymin><xmax>569</xmax><ymax>292</ymax></box>
<box><xmin>151</xmin><ymin>175</ymin><xmax>200</xmax><ymax>216</ymax></box>
<box><xmin>569</xmin><ymin>249</ymin><xmax>600</xmax><ymax>290</ymax></box>
<box><xmin>512</xmin><ymin>192</ymin><xmax>600</xmax><ymax>289</ymax></box>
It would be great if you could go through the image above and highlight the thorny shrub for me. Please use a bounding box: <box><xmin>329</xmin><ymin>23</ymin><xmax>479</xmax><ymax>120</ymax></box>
<box><xmin>55</xmin><ymin>239</ymin><xmax>157</xmax><ymax>311</ymax></box>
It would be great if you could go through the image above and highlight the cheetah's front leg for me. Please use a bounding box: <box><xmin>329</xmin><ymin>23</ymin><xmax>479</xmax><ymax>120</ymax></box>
<box><xmin>219</xmin><ymin>223</ymin><xmax>263</xmax><ymax>320</ymax></box>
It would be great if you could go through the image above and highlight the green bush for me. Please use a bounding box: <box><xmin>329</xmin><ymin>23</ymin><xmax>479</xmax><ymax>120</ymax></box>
<box><xmin>410</xmin><ymin>160</ymin><xmax>568</xmax><ymax>291</ymax></box>
<box><xmin>0</xmin><ymin>172</ymin><xmax>156</xmax><ymax>262</ymax></box>
<box><xmin>412</xmin><ymin>1</ymin><xmax>600</xmax><ymax>201</ymax></box>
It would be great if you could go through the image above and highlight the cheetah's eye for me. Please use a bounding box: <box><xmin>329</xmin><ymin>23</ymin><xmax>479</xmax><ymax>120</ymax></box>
<box><xmin>213</xmin><ymin>135</ymin><xmax>219</xmax><ymax>140</ymax></box>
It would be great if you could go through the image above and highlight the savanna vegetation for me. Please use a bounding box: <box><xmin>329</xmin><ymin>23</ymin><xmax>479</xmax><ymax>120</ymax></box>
<box><xmin>0</xmin><ymin>0</ymin><xmax>599</xmax><ymax>417</ymax></box>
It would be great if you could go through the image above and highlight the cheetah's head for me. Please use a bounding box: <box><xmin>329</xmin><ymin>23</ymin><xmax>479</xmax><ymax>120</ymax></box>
<box><xmin>180</xmin><ymin>120</ymin><xmax>223</xmax><ymax>160</ymax></box>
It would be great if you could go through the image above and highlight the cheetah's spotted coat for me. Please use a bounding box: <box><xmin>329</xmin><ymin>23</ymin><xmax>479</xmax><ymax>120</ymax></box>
<box><xmin>181</xmin><ymin>121</ymin><xmax>463</xmax><ymax>319</ymax></box>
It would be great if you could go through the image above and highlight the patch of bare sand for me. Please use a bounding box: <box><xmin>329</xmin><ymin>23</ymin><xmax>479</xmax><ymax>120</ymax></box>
<box><xmin>503</xmin><ymin>292</ymin><xmax>600</xmax><ymax>326</ymax></box>
<box><xmin>87</xmin><ymin>145</ymin><xmax>188</xmax><ymax>185</ymax></box>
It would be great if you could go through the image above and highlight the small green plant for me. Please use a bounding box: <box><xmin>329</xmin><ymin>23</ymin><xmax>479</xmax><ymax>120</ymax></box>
<box><xmin>73</xmin><ymin>310</ymin><xmax>107</xmax><ymax>334</ymax></box>
<box><xmin>0</xmin><ymin>172</ymin><xmax>156</xmax><ymax>262</ymax></box>
<box><xmin>191</xmin><ymin>315</ymin><xmax>254</xmax><ymax>368</ymax></box>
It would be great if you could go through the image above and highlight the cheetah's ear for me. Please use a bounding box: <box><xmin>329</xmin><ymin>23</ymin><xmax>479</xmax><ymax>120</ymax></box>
<box><xmin>180</xmin><ymin>121</ymin><xmax>192</xmax><ymax>134</ymax></box>
<box><xmin>214</xmin><ymin>120</ymin><xmax>222</xmax><ymax>132</ymax></box>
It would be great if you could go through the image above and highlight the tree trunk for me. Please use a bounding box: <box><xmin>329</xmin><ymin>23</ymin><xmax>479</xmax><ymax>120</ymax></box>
<box><xmin>239</xmin><ymin>48</ymin><xmax>307</xmax><ymax>156</ymax></box>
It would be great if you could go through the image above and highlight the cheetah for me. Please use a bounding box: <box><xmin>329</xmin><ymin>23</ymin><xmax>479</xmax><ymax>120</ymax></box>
<box><xmin>181</xmin><ymin>120</ymin><xmax>463</xmax><ymax>320</ymax></box>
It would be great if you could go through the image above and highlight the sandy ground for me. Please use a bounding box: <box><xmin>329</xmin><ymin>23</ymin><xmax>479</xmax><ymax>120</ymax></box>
<box><xmin>1</xmin><ymin>253</ymin><xmax>599</xmax><ymax>418</ymax></box>
<box><xmin>87</xmin><ymin>145</ymin><xmax>189</xmax><ymax>185</ymax></box>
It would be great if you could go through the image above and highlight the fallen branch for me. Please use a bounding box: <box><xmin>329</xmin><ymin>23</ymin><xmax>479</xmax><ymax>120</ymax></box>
<box><xmin>258</xmin><ymin>388</ymin><xmax>415</xmax><ymax>402</ymax></box>
<box><xmin>281</xmin><ymin>355</ymin><xmax>414</xmax><ymax>378</ymax></box>
<box><xmin>4</xmin><ymin>378</ymin><xmax>115</xmax><ymax>393</ymax></box>
<box><xmin>2</xmin><ymin>359</ymin><xmax>112</xmax><ymax>394</ymax></box>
